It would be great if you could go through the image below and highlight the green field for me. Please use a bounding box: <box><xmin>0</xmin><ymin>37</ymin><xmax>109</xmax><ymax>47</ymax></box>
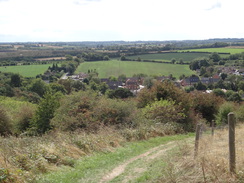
<box><xmin>179</xmin><ymin>47</ymin><xmax>244</xmax><ymax>54</ymax></box>
<box><xmin>126</xmin><ymin>52</ymin><xmax>211</xmax><ymax>62</ymax></box>
<box><xmin>76</xmin><ymin>60</ymin><xmax>195</xmax><ymax>78</ymax></box>
<box><xmin>0</xmin><ymin>64</ymin><xmax>53</xmax><ymax>77</ymax></box>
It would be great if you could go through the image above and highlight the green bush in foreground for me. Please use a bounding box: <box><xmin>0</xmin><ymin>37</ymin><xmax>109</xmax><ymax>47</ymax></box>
<box><xmin>215</xmin><ymin>102</ymin><xmax>236</xmax><ymax>125</ymax></box>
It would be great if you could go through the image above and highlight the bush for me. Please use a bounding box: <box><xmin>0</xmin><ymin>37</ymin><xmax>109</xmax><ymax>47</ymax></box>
<box><xmin>51</xmin><ymin>90</ymin><xmax>138</xmax><ymax>131</ymax></box>
<box><xmin>94</xmin><ymin>98</ymin><xmax>137</xmax><ymax>126</ymax></box>
<box><xmin>0</xmin><ymin>106</ymin><xmax>12</xmax><ymax>135</ymax></box>
<box><xmin>142</xmin><ymin>99</ymin><xmax>185</xmax><ymax>124</ymax></box>
<box><xmin>236</xmin><ymin>104</ymin><xmax>244</xmax><ymax>122</ymax></box>
<box><xmin>31</xmin><ymin>91</ymin><xmax>61</xmax><ymax>134</ymax></box>
<box><xmin>14</xmin><ymin>105</ymin><xmax>35</xmax><ymax>134</ymax></box>
<box><xmin>51</xmin><ymin>91</ymin><xmax>98</xmax><ymax>131</ymax></box>
<box><xmin>192</xmin><ymin>92</ymin><xmax>224</xmax><ymax>123</ymax></box>
<box><xmin>215</xmin><ymin>102</ymin><xmax>236</xmax><ymax>125</ymax></box>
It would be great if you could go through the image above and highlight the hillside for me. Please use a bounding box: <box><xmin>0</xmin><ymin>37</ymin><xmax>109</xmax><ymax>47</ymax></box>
<box><xmin>38</xmin><ymin>124</ymin><xmax>244</xmax><ymax>183</ymax></box>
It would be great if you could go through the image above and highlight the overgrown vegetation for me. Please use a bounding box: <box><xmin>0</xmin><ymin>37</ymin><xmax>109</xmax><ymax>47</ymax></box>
<box><xmin>0</xmin><ymin>40</ymin><xmax>244</xmax><ymax>182</ymax></box>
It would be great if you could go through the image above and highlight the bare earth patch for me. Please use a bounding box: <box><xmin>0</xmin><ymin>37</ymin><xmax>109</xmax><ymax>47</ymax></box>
<box><xmin>100</xmin><ymin>141</ymin><xmax>176</xmax><ymax>183</ymax></box>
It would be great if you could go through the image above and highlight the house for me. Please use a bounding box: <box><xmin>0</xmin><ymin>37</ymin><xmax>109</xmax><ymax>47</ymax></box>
<box><xmin>100</xmin><ymin>78</ymin><xmax>123</xmax><ymax>90</ymax></box>
<box><xmin>201</xmin><ymin>77</ymin><xmax>210</xmax><ymax>85</ymax></box>
<box><xmin>209</xmin><ymin>74</ymin><xmax>220</xmax><ymax>83</ymax></box>
<box><xmin>125</xmin><ymin>78</ymin><xmax>139</xmax><ymax>90</ymax></box>
<box><xmin>180</xmin><ymin>76</ymin><xmax>200</xmax><ymax>86</ymax></box>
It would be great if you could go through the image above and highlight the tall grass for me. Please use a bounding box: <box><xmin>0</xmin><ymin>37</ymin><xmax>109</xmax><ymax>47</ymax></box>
<box><xmin>0</xmin><ymin>123</ymin><xmax>184</xmax><ymax>183</ymax></box>
<box><xmin>156</xmin><ymin>124</ymin><xmax>244</xmax><ymax>183</ymax></box>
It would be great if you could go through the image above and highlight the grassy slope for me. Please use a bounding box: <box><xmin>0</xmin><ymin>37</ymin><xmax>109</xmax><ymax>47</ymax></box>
<box><xmin>38</xmin><ymin>133</ymin><xmax>194</xmax><ymax>183</ymax></box>
<box><xmin>179</xmin><ymin>47</ymin><xmax>244</xmax><ymax>54</ymax></box>
<box><xmin>76</xmin><ymin>60</ymin><xmax>195</xmax><ymax>78</ymax></box>
<box><xmin>39</xmin><ymin>125</ymin><xmax>244</xmax><ymax>183</ymax></box>
<box><xmin>0</xmin><ymin>64</ymin><xmax>53</xmax><ymax>77</ymax></box>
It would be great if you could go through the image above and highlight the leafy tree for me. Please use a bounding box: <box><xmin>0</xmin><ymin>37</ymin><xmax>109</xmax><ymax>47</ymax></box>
<box><xmin>209</xmin><ymin>52</ymin><xmax>221</xmax><ymax>62</ymax></box>
<box><xmin>65</xmin><ymin>55</ymin><xmax>73</xmax><ymax>61</ymax></box>
<box><xmin>227</xmin><ymin>92</ymin><xmax>242</xmax><ymax>102</ymax></box>
<box><xmin>189</xmin><ymin>58</ymin><xmax>209</xmax><ymax>70</ymax></box>
<box><xmin>72</xmin><ymin>81</ymin><xmax>86</xmax><ymax>92</ymax></box>
<box><xmin>28</xmin><ymin>79</ymin><xmax>48</xmax><ymax>97</ymax></box>
<box><xmin>98</xmin><ymin>82</ymin><xmax>109</xmax><ymax>94</ymax></box>
<box><xmin>213</xmin><ymin>88</ymin><xmax>226</xmax><ymax>98</ymax></box>
<box><xmin>107</xmin><ymin>88</ymin><xmax>133</xmax><ymax>99</ymax></box>
<box><xmin>109</xmin><ymin>76</ymin><xmax>117</xmax><ymax>81</ymax></box>
<box><xmin>31</xmin><ymin>91</ymin><xmax>61</xmax><ymax>134</ymax></box>
<box><xmin>58</xmin><ymin>79</ymin><xmax>72</xmax><ymax>94</ymax></box>
<box><xmin>103</xmin><ymin>55</ymin><xmax>110</xmax><ymax>61</ymax></box>
<box><xmin>189</xmin><ymin>60</ymin><xmax>200</xmax><ymax>70</ymax></box>
<box><xmin>179</xmin><ymin>58</ymin><xmax>184</xmax><ymax>64</ymax></box>
<box><xmin>237</xmin><ymin>81</ymin><xmax>244</xmax><ymax>91</ymax></box>
<box><xmin>49</xmin><ymin>83</ymin><xmax>67</xmax><ymax>94</ymax></box>
<box><xmin>195</xmin><ymin>82</ymin><xmax>207</xmax><ymax>91</ymax></box>
<box><xmin>118</xmin><ymin>74</ymin><xmax>127</xmax><ymax>82</ymax></box>
<box><xmin>192</xmin><ymin>92</ymin><xmax>223</xmax><ymax>122</ymax></box>
<box><xmin>171</xmin><ymin>58</ymin><xmax>176</xmax><ymax>64</ymax></box>
<box><xmin>120</xmin><ymin>55</ymin><xmax>126</xmax><ymax>61</ymax></box>
<box><xmin>11</xmin><ymin>74</ymin><xmax>21</xmax><ymax>87</ymax></box>
<box><xmin>143</xmin><ymin>77</ymin><xmax>154</xmax><ymax>89</ymax></box>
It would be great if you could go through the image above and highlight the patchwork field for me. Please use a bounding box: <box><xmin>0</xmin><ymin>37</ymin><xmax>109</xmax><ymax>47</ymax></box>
<box><xmin>126</xmin><ymin>52</ymin><xmax>211</xmax><ymax>63</ymax></box>
<box><xmin>0</xmin><ymin>64</ymin><xmax>53</xmax><ymax>77</ymax></box>
<box><xmin>179</xmin><ymin>47</ymin><xmax>244</xmax><ymax>54</ymax></box>
<box><xmin>76</xmin><ymin>60</ymin><xmax>195</xmax><ymax>78</ymax></box>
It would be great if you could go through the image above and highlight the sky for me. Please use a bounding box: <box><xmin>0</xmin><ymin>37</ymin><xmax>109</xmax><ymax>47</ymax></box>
<box><xmin>0</xmin><ymin>0</ymin><xmax>243</xmax><ymax>42</ymax></box>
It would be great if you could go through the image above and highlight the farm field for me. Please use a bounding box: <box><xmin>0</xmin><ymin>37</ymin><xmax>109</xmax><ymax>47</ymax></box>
<box><xmin>0</xmin><ymin>64</ymin><xmax>53</xmax><ymax>77</ymax></box>
<box><xmin>76</xmin><ymin>60</ymin><xmax>195</xmax><ymax>78</ymax></box>
<box><xmin>126</xmin><ymin>52</ymin><xmax>211</xmax><ymax>63</ymax></box>
<box><xmin>179</xmin><ymin>47</ymin><xmax>244</xmax><ymax>54</ymax></box>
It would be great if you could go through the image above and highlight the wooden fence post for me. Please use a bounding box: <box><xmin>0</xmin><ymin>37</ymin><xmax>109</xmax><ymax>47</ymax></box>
<box><xmin>211</xmin><ymin>120</ymin><xmax>215</xmax><ymax>136</ymax></box>
<box><xmin>228</xmin><ymin>112</ymin><xmax>236</xmax><ymax>174</ymax></box>
<box><xmin>194</xmin><ymin>124</ymin><xmax>202</xmax><ymax>158</ymax></box>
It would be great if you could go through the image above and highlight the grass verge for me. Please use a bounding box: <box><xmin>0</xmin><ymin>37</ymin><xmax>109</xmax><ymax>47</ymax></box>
<box><xmin>37</xmin><ymin>133</ymin><xmax>194</xmax><ymax>183</ymax></box>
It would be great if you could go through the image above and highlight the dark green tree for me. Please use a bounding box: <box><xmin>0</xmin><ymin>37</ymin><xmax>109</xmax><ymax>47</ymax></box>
<box><xmin>31</xmin><ymin>91</ymin><xmax>61</xmax><ymax>134</ymax></box>
<box><xmin>11</xmin><ymin>74</ymin><xmax>21</xmax><ymax>87</ymax></box>
<box><xmin>28</xmin><ymin>79</ymin><xmax>48</xmax><ymax>97</ymax></box>
<box><xmin>209</xmin><ymin>52</ymin><xmax>221</xmax><ymax>62</ymax></box>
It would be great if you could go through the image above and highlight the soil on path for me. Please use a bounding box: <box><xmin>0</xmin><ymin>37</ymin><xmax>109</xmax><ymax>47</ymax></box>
<box><xmin>100</xmin><ymin>141</ymin><xmax>176</xmax><ymax>183</ymax></box>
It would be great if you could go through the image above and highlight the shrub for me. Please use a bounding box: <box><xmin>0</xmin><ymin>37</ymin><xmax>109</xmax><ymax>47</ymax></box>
<box><xmin>94</xmin><ymin>98</ymin><xmax>137</xmax><ymax>126</ymax></box>
<box><xmin>0</xmin><ymin>106</ymin><xmax>12</xmax><ymax>135</ymax></box>
<box><xmin>215</xmin><ymin>102</ymin><xmax>236</xmax><ymax>125</ymax></box>
<box><xmin>192</xmin><ymin>92</ymin><xmax>224</xmax><ymax>123</ymax></box>
<box><xmin>236</xmin><ymin>104</ymin><xmax>244</xmax><ymax>122</ymax></box>
<box><xmin>51</xmin><ymin>90</ymin><xmax>137</xmax><ymax>131</ymax></box>
<box><xmin>31</xmin><ymin>91</ymin><xmax>61</xmax><ymax>134</ymax></box>
<box><xmin>14</xmin><ymin>105</ymin><xmax>35</xmax><ymax>134</ymax></box>
<box><xmin>51</xmin><ymin>91</ymin><xmax>98</xmax><ymax>131</ymax></box>
<box><xmin>142</xmin><ymin>99</ymin><xmax>186</xmax><ymax>124</ymax></box>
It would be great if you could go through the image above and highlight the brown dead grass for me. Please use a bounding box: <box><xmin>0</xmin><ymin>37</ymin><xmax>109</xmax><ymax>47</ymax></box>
<box><xmin>158</xmin><ymin>124</ymin><xmax>244</xmax><ymax>183</ymax></box>
<box><xmin>0</xmin><ymin>127</ymin><xmax>126</xmax><ymax>183</ymax></box>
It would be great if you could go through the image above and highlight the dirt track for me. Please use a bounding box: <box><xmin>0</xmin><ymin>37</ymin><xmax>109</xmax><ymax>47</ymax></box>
<box><xmin>100</xmin><ymin>142</ymin><xmax>176</xmax><ymax>183</ymax></box>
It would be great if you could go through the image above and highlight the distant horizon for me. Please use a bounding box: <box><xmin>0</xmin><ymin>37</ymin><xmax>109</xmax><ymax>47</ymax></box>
<box><xmin>1</xmin><ymin>37</ymin><xmax>244</xmax><ymax>44</ymax></box>
<box><xmin>1</xmin><ymin>0</ymin><xmax>243</xmax><ymax>42</ymax></box>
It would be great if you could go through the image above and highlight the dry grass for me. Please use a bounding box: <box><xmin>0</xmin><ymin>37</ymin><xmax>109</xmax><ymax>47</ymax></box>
<box><xmin>0</xmin><ymin>127</ymin><xmax>126</xmax><ymax>183</ymax></box>
<box><xmin>0</xmin><ymin>123</ymin><xmax>180</xmax><ymax>183</ymax></box>
<box><xmin>158</xmin><ymin>124</ymin><xmax>244</xmax><ymax>183</ymax></box>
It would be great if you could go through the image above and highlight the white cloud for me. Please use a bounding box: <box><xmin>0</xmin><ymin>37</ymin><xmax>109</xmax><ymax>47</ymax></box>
<box><xmin>0</xmin><ymin>0</ymin><xmax>244</xmax><ymax>42</ymax></box>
